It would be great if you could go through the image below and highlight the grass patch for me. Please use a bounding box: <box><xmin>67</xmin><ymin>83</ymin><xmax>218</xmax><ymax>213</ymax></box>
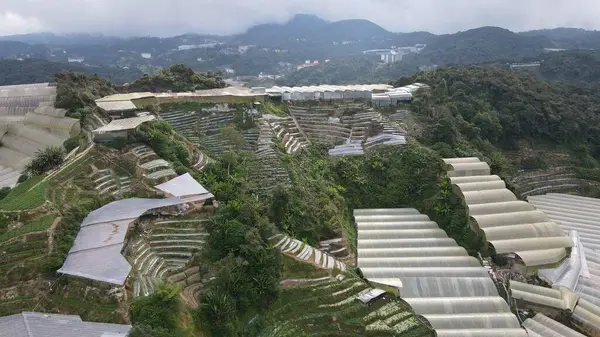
<box><xmin>281</xmin><ymin>254</ymin><xmax>329</xmax><ymax>279</ymax></box>
<box><xmin>0</xmin><ymin>214</ymin><xmax>55</xmax><ymax>242</ymax></box>
<box><xmin>0</xmin><ymin>176</ymin><xmax>47</xmax><ymax>211</ymax></box>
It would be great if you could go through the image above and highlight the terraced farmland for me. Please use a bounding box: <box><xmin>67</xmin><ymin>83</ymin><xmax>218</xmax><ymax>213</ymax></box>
<box><xmin>261</xmin><ymin>274</ymin><xmax>433</xmax><ymax>337</ymax></box>
<box><xmin>271</xmin><ymin>234</ymin><xmax>347</xmax><ymax>272</ymax></box>
<box><xmin>128</xmin><ymin>218</ymin><xmax>207</xmax><ymax>297</ymax></box>
<box><xmin>510</xmin><ymin>167</ymin><xmax>600</xmax><ymax>198</ymax></box>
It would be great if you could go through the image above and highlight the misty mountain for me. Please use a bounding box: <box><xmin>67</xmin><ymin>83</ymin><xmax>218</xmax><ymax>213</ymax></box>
<box><xmin>417</xmin><ymin>26</ymin><xmax>551</xmax><ymax>65</ymax></box>
<box><xmin>232</xmin><ymin>14</ymin><xmax>395</xmax><ymax>46</ymax></box>
<box><xmin>519</xmin><ymin>28</ymin><xmax>600</xmax><ymax>49</ymax></box>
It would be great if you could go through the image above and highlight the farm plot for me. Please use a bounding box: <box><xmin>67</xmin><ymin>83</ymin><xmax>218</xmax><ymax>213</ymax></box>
<box><xmin>128</xmin><ymin>218</ymin><xmax>208</xmax><ymax>297</ymax></box>
<box><xmin>260</xmin><ymin>274</ymin><xmax>432</xmax><ymax>337</ymax></box>
<box><xmin>0</xmin><ymin>176</ymin><xmax>47</xmax><ymax>211</ymax></box>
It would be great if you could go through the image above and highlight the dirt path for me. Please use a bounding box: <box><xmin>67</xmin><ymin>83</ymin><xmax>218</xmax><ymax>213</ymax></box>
<box><xmin>47</xmin><ymin>217</ymin><xmax>62</xmax><ymax>254</ymax></box>
<box><xmin>180</xmin><ymin>283</ymin><xmax>201</xmax><ymax>309</ymax></box>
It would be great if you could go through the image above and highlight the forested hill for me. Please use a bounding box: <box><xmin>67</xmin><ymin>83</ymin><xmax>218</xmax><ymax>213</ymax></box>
<box><xmin>402</xmin><ymin>66</ymin><xmax>600</xmax><ymax>159</ymax></box>
<box><xmin>536</xmin><ymin>50</ymin><xmax>600</xmax><ymax>90</ymax></box>
<box><xmin>0</xmin><ymin>59</ymin><xmax>143</xmax><ymax>85</ymax></box>
<box><xmin>123</xmin><ymin>64</ymin><xmax>227</xmax><ymax>92</ymax></box>
<box><xmin>280</xmin><ymin>27</ymin><xmax>554</xmax><ymax>85</ymax></box>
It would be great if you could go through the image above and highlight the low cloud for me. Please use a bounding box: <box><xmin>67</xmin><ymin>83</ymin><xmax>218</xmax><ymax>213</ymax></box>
<box><xmin>1</xmin><ymin>0</ymin><xmax>600</xmax><ymax>37</ymax></box>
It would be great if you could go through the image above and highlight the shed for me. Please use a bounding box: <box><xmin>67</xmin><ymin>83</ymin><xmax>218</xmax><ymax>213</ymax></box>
<box><xmin>357</xmin><ymin>288</ymin><xmax>386</xmax><ymax>304</ymax></box>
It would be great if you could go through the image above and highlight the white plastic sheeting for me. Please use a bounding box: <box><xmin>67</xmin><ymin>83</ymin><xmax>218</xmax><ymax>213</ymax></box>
<box><xmin>523</xmin><ymin>313</ymin><xmax>586</xmax><ymax>337</ymax></box>
<box><xmin>356</xmin><ymin>288</ymin><xmax>386</xmax><ymax>303</ymax></box>
<box><xmin>154</xmin><ymin>173</ymin><xmax>211</xmax><ymax>197</ymax></box>
<box><xmin>354</xmin><ymin>208</ymin><xmax>525</xmax><ymax>336</ymax></box>
<box><xmin>443</xmin><ymin>157</ymin><xmax>572</xmax><ymax>269</ymax></box>
<box><xmin>528</xmin><ymin>193</ymin><xmax>600</xmax><ymax>331</ymax></box>
<box><xmin>58</xmin><ymin>176</ymin><xmax>213</xmax><ymax>285</ymax></box>
<box><xmin>510</xmin><ymin>280</ymin><xmax>578</xmax><ymax>311</ymax></box>
<box><xmin>92</xmin><ymin>115</ymin><xmax>155</xmax><ymax>134</ymax></box>
<box><xmin>0</xmin><ymin>311</ymin><xmax>131</xmax><ymax>337</ymax></box>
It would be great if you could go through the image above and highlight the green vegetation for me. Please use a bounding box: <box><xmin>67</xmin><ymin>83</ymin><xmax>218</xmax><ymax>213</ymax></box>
<box><xmin>55</xmin><ymin>71</ymin><xmax>116</xmax><ymax>118</ymax></box>
<box><xmin>0</xmin><ymin>176</ymin><xmax>47</xmax><ymax>211</ymax></box>
<box><xmin>23</xmin><ymin>146</ymin><xmax>65</xmax><ymax>177</ymax></box>
<box><xmin>194</xmin><ymin>151</ymin><xmax>282</xmax><ymax>336</ymax></box>
<box><xmin>0</xmin><ymin>214</ymin><xmax>55</xmax><ymax>242</ymax></box>
<box><xmin>134</xmin><ymin>120</ymin><xmax>193</xmax><ymax>168</ymax></box>
<box><xmin>130</xmin><ymin>284</ymin><xmax>186</xmax><ymax>337</ymax></box>
<box><xmin>260</xmin><ymin>273</ymin><xmax>433</xmax><ymax>337</ymax></box>
<box><xmin>124</xmin><ymin>64</ymin><xmax>226</xmax><ymax>93</ymax></box>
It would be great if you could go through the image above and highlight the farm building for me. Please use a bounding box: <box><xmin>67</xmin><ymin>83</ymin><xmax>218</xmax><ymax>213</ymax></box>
<box><xmin>57</xmin><ymin>174</ymin><xmax>213</xmax><ymax>285</ymax></box>
<box><xmin>0</xmin><ymin>83</ymin><xmax>80</xmax><ymax>188</ymax></box>
<box><xmin>266</xmin><ymin>84</ymin><xmax>392</xmax><ymax>102</ymax></box>
<box><xmin>154</xmin><ymin>87</ymin><xmax>266</xmax><ymax>104</ymax></box>
<box><xmin>91</xmin><ymin>115</ymin><xmax>155</xmax><ymax>142</ymax></box>
<box><xmin>95</xmin><ymin>92</ymin><xmax>155</xmax><ymax>116</ymax></box>
<box><xmin>0</xmin><ymin>311</ymin><xmax>131</xmax><ymax>337</ymax></box>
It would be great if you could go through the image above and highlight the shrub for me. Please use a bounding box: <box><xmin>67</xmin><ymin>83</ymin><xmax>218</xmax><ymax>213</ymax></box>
<box><xmin>520</xmin><ymin>155</ymin><xmax>549</xmax><ymax>170</ymax></box>
<box><xmin>0</xmin><ymin>187</ymin><xmax>10</xmax><ymax>201</ymax></box>
<box><xmin>17</xmin><ymin>174</ymin><xmax>28</xmax><ymax>184</ymax></box>
<box><xmin>23</xmin><ymin>146</ymin><xmax>65</xmax><ymax>176</ymax></box>
<box><xmin>63</xmin><ymin>136</ymin><xmax>81</xmax><ymax>152</ymax></box>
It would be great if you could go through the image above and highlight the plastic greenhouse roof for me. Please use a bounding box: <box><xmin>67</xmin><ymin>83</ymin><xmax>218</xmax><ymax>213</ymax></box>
<box><xmin>58</xmin><ymin>176</ymin><xmax>213</xmax><ymax>285</ymax></box>
<box><xmin>523</xmin><ymin>313</ymin><xmax>586</xmax><ymax>337</ymax></box>
<box><xmin>0</xmin><ymin>311</ymin><xmax>131</xmax><ymax>337</ymax></box>
<box><xmin>154</xmin><ymin>172</ymin><xmax>211</xmax><ymax>197</ymax></box>
<box><xmin>444</xmin><ymin>157</ymin><xmax>572</xmax><ymax>268</ymax></box>
<box><xmin>354</xmin><ymin>207</ymin><xmax>524</xmax><ymax>335</ymax></box>
<box><xmin>528</xmin><ymin>193</ymin><xmax>600</xmax><ymax>331</ymax></box>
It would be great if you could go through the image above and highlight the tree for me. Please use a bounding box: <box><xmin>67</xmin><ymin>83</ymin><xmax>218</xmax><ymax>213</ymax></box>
<box><xmin>23</xmin><ymin>146</ymin><xmax>65</xmax><ymax>177</ymax></box>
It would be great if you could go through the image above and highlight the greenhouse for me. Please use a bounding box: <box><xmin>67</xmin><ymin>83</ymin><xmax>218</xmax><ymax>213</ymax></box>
<box><xmin>443</xmin><ymin>157</ymin><xmax>573</xmax><ymax>270</ymax></box>
<box><xmin>354</xmin><ymin>208</ymin><xmax>526</xmax><ymax>336</ymax></box>
<box><xmin>0</xmin><ymin>311</ymin><xmax>131</xmax><ymax>337</ymax></box>
<box><xmin>528</xmin><ymin>193</ymin><xmax>600</xmax><ymax>332</ymax></box>
<box><xmin>58</xmin><ymin>174</ymin><xmax>213</xmax><ymax>285</ymax></box>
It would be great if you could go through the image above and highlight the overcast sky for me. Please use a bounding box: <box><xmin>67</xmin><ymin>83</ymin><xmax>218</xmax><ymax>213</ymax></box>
<box><xmin>1</xmin><ymin>0</ymin><xmax>599</xmax><ymax>37</ymax></box>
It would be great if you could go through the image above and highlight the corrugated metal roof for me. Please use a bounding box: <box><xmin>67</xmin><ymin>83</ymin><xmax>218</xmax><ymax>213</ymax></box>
<box><xmin>444</xmin><ymin>157</ymin><xmax>572</xmax><ymax>268</ymax></box>
<box><xmin>0</xmin><ymin>311</ymin><xmax>131</xmax><ymax>337</ymax></box>
<box><xmin>92</xmin><ymin>115</ymin><xmax>155</xmax><ymax>133</ymax></box>
<box><xmin>95</xmin><ymin>92</ymin><xmax>154</xmax><ymax>102</ymax></box>
<box><xmin>354</xmin><ymin>208</ymin><xmax>525</xmax><ymax>336</ymax></box>
<box><xmin>58</xmin><ymin>176</ymin><xmax>213</xmax><ymax>285</ymax></box>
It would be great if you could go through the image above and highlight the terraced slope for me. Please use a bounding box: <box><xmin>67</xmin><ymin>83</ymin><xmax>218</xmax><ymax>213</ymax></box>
<box><xmin>127</xmin><ymin>218</ymin><xmax>207</xmax><ymax>297</ymax></box>
<box><xmin>510</xmin><ymin>167</ymin><xmax>600</xmax><ymax>198</ymax></box>
<box><xmin>131</xmin><ymin>145</ymin><xmax>176</xmax><ymax>181</ymax></box>
<box><xmin>288</xmin><ymin>106</ymin><xmax>351</xmax><ymax>145</ymax></box>
<box><xmin>271</xmin><ymin>234</ymin><xmax>347</xmax><ymax>272</ymax></box>
<box><xmin>160</xmin><ymin>110</ymin><xmax>253</xmax><ymax>158</ymax></box>
<box><xmin>261</xmin><ymin>274</ymin><xmax>433</xmax><ymax>337</ymax></box>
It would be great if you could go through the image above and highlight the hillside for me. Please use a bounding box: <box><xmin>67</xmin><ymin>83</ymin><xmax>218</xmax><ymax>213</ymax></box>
<box><xmin>520</xmin><ymin>28</ymin><xmax>600</xmax><ymax>49</ymax></box>
<box><xmin>123</xmin><ymin>64</ymin><xmax>227</xmax><ymax>92</ymax></box>
<box><xmin>3</xmin><ymin>60</ymin><xmax>600</xmax><ymax>336</ymax></box>
<box><xmin>0</xmin><ymin>59</ymin><xmax>143</xmax><ymax>85</ymax></box>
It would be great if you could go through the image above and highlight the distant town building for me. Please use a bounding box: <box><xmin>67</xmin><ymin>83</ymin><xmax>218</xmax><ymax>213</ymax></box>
<box><xmin>67</xmin><ymin>56</ymin><xmax>84</xmax><ymax>63</ymax></box>
<box><xmin>141</xmin><ymin>53</ymin><xmax>152</xmax><ymax>59</ymax></box>
<box><xmin>510</xmin><ymin>62</ymin><xmax>541</xmax><ymax>69</ymax></box>
<box><xmin>297</xmin><ymin>60</ymin><xmax>320</xmax><ymax>70</ymax></box>
<box><xmin>381</xmin><ymin>51</ymin><xmax>402</xmax><ymax>64</ymax></box>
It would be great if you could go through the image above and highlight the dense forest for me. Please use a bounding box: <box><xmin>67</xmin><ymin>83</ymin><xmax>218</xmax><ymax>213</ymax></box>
<box><xmin>0</xmin><ymin>59</ymin><xmax>143</xmax><ymax>85</ymax></box>
<box><xmin>123</xmin><ymin>64</ymin><xmax>227</xmax><ymax>92</ymax></box>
